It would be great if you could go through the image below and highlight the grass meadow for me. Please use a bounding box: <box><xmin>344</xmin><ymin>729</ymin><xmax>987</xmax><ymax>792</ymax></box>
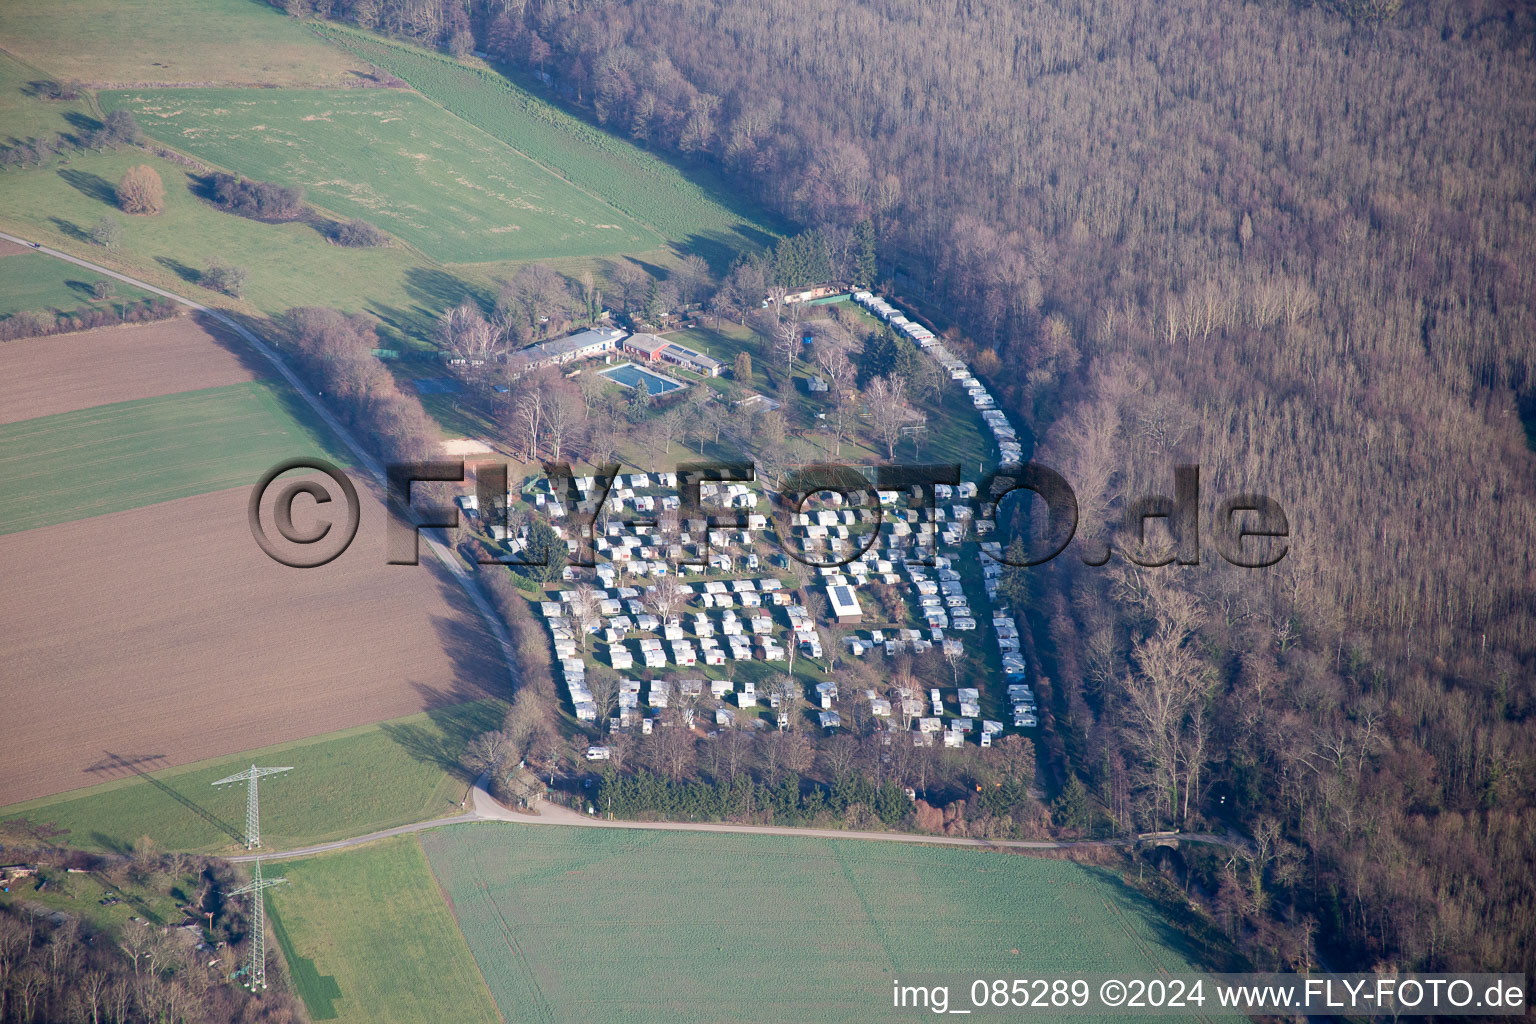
<box><xmin>0</xmin><ymin>52</ymin><xmax>667</xmax><ymax>337</ymax></box>
<box><xmin>317</xmin><ymin>27</ymin><xmax>780</xmax><ymax>268</ymax></box>
<box><xmin>0</xmin><ymin>701</ymin><xmax>504</xmax><ymax>855</ymax></box>
<box><xmin>0</xmin><ymin>248</ymin><xmax>151</xmax><ymax>319</ymax></box>
<box><xmin>0</xmin><ymin>380</ymin><xmax>345</xmax><ymax>533</ymax></box>
<box><xmin>265</xmin><ymin>835</ymin><xmax>503</xmax><ymax>1024</ymax></box>
<box><xmin>0</xmin><ymin>0</ymin><xmax>371</xmax><ymax>88</ymax></box>
<box><xmin>410</xmin><ymin>824</ymin><xmax>1196</xmax><ymax>1024</ymax></box>
<box><xmin>101</xmin><ymin>86</ymin><xmax>665</xmax><ymax>264</ymax></box>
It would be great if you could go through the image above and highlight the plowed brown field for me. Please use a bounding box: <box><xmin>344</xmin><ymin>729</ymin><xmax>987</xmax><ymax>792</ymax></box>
<box><xmin>0</xmin><ymin>315</ymin><xmax>260</xmax><ymax>425</ymax></box>
<box><xmin>0</xmin><ymin>482</ymin><xmax>500</xmax><ymax>803</ymax></box>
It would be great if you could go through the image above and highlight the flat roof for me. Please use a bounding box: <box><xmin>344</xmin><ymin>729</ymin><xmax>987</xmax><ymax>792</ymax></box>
<box><xmin>827</xmin><ymin>585</ymin><xmax>862</xmax><ymax>615</ymax></box>
<box><xmin>625</xmin><ymin>332</ymin><xmax>670</xmax><ymax>353</ymax></box>
<box><xmin>525</xmin><ymin>327</ymin><xmax>626</xmax><ymax>360</ymax></box>
<box><xmin>663</xmin><ymin>343</ymin><xmax>722</xmax><ymax>368</ymax></box>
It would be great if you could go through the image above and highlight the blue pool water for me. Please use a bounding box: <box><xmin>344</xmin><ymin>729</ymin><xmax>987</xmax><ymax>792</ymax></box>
<box><xmin>600</xmin><ymin>362</ymin><xmax>686</xmax><ymax>395</ymax></box>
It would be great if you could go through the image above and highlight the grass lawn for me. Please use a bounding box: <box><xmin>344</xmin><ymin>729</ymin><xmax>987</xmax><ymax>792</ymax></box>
<box><xmin>101</xmin><ymin>86</ymin><xmax>664</xmax><ymax>264</ymax></box>
<box><xmin>0</xmin><ymin>249</ymin><xmax>152</xmax><ymax>319</ymax></box>
<box><xmin>417</xmin><ymin>824</ymin><xmax>1196</xmax><ymax>1024</ymax></box>
<box><xmin>0</xmin><ymin>380</ymin><xmax>346</xmax><ymax>533</ymax></box>
<box><xmin>0</xmin><ymin>0</ymin><xmax>372</xmax><ymax>88</ymax></box>
<box><xmin>0</xmin><ymin>701</ymin><xmax>504</xmax><ymax>855</ymax></box>
<box><xmin>266</xmin><ymin>835</ymin><xmax>503</xmax><ymax>1024</ymax></box>
<box><xmin>0</xmin><ymin>48</ymin><xmax>93</xmax><ymax>143</ymax></box>
<box><xmin>316</xmin><ymin>27</ymin><xmax>780</xmax><ymax>269</ymax></box>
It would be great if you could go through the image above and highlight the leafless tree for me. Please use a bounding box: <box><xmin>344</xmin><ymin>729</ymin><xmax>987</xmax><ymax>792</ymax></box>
<box><xmin>610</xmin><ymin>260</ymin><xmax>649</xmax><ymax>314</ymax></box>
<box><xmin>672</xmin><ymin>254</ymin><xmax>711</xmax><ymax>308</ymax></box>
<box><xmin>863</xmin><ymin>374</ymin><xmax>912</xmax><ymax>458</ymax></box>
<box><xmin>545</xmin><ymin>386</ymin><xmax>584</xmax><ymax>463</ymax></box>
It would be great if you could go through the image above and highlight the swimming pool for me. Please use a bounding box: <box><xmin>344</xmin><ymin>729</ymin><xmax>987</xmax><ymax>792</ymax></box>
<box><xmin>600</xmin><ymin>362</ymin><xmax>687</xmax><ymax>395</ymax></box>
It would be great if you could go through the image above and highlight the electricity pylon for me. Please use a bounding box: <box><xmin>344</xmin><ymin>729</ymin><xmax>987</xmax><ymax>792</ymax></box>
<box><xmin>227</xmin><ymin>858</ymin><xmax>286</xmax><ymax>990</ymax></box>
<box><xmin>212</xmin><ymin>765</ymin><xmax>291</xmax><ymax>849</ymax></box>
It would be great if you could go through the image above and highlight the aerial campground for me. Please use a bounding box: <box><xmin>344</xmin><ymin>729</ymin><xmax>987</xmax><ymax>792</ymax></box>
<box><xmin>2</xmin><ymin>1</ymin><xmax>1533</xmax><ymax>1022</ymax></box>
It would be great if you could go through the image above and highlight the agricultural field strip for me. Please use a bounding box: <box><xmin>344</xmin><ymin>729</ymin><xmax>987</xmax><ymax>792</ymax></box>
<box><xmin>0</xmin><ymin>702</ymin><xmax>503</xmax><ymax>854</ymax></box>
<box><xmin>0</xmin><ymin>481</ymin><xmax>503</xmax><ymax>805</ymax></box>
<box><xmin>0</xmin><ymin>249</ymin><xmax>153</xmax><ymax>319</ymax></box>
<box><xmin>99</xmin><ymin>86</ymin><xmax>663</xmax><ymax>263</ymax></box>
<box><xmin>0</xmin><ymin>230</ymin><xmax>520</xmax><ymax>694</ymax></box>
<box><xmin>0</xmin><ymin>317</ymin><xmax>258</xmax><ymax>424</ymax></box>
<box><xmin>265</xmin><ymin>835</ymin><xmax>504</xmax><ymax>1024</ymax></box>
<box><xmin>0</xmin><ymin>380</ymin><xmax>335</xmax><ymax>533</ymax></box>
<box><xmin>417</xmin><ymin>824</ymin><xmax>1199</xmax><ymax>1024</ymax></box>
<box><xmin>0</xmin><ymin>0</ymin><xmax>372</xmax><ymax>88</ymax></box>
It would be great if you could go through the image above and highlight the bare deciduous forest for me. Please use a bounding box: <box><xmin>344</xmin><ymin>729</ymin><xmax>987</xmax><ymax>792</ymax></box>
<box><xmin>284</xmin><ymin>0</ymin><xmax>1536</xmax><ymax>979</ymax></box>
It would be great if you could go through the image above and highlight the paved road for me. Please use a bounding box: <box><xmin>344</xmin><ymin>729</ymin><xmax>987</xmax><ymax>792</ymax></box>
<box><xmin>0</xmin><ymin>230</ymin><xmax>521</xmax><ymax>692</ymax></box>
<box><xmin>232</xmin><ymin>773</ymin><xmax>1249</xmax><ymax>861</ymax></box>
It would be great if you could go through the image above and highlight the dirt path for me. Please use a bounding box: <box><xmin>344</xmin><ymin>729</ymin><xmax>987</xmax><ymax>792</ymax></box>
<box><xmin>232</xmin><ymin>774</ymin><xmax>1249</xmax><ymax>862</ymax></box>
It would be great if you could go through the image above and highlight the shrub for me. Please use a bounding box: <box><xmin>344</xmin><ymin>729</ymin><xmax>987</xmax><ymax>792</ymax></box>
<box><xmin>329</xmin><ymin>218</ymin><xmax>390</xmax><ymax>247</ymax></box>
<box><xmin>94</xmin><ymin>109</ymin><xmax>141</xmax><ymax>148</ymax></box>
<box><xmin>208</xmin><ymin>172</ymin><xmax>305</xmax><ymax>221</ymax></box>
<box><xmin>202</xmin><ymin>263</ymin><xmax>248</xmax><ymax>299</ymax></box>
<box><xmin>32</xmin><ymin>78</ymin><xmax>82</xmax><ymax>101</ymax></box>
<box><xmin>116</xmin><ymin>165</ymin><xmax>164</xmax><ymax>215</ymax></box>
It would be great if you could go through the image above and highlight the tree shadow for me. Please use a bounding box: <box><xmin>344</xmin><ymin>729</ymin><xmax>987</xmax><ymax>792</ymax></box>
<box><xmin>365</xmin><ymin>267</ymin><xmax>493</xmax><ymax>355</ymax></box>
<box><xmin>188</xmin><ymin>309</ymin><xmax>279</xmax><ymax>381</ymax></box>
<box><xmin>88</xmin><ymin>831</ymin><xmax>132</xmax><ymax>856</ymax></box>
<box><xmin>65</xmin><ymin>278</ymin><xmax>104</xmax><ymax>301</ymax></box>
<box><xmin>82</xmin><ymin>752</ymin><xmax>246</xmax><ymax>846</ymax></box>
<box><xmin>48</xmin><ymin>217</ymin><xmax>91</xmax><ymax>243</ymax></box>
<box><xmin>378</xmin><ymin>565</ymin><xmax>510</xmax><ymax>780</ymax></box>
<box><xmin>60</xmin><ymin>111</ymin><xmax>103</xmax><ymax>148</ymax></box>
<box><xmin>627</xmin><ymin>256</ymin><xmax>672</xmax><ymax>281</ymax></box>
<box><xmin>1076</xmin><ymin>862</ymin><xmax>1224</xmax><ymax>970</ymax></box>
<box><xmin>57</xmin><ymin>167</ymin><xmax>116</xmax><ymax>206</ymax></box>
<box><xmin>670</xmin><ymin>228</ymin><xmax>770</xmax><ymax>276</ymax></box>
<box><xmin>380</xmin><ymin>696</ymin><xmax>503</xmax><ymax>784</ymax></box>
<box><xmin>154</xmin><ymin>255</ymin><xmax>203</xmax><ymax>285</ymax></box>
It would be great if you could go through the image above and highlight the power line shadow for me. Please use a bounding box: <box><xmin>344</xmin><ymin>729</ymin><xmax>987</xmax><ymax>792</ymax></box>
<box><xmin>86</xmin><ymin>752</ymin><xmax>246</xmax><ymax>845</ymax></box>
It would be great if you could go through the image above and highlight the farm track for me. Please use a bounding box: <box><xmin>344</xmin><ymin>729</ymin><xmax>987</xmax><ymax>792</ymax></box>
<box><xmin>230</xmin><ymin>773</ymin><xmax>1251</xmax><ymax>863</ymax></box>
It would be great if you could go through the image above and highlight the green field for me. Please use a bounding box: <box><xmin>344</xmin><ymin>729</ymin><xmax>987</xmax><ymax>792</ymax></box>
<box><xmin>0</xmin><ymin>380</ymin><xmax>345</xmax><ymax>533</ymax></box>
<box><xmin>266</xmin><ymin>835</ymin><xmax>503</xmax><ymax>1024</ymax></box>
<box><xmin>0</xmin><ymin>0</ymin><xmax>371</xmax><ymax>88</ymax></box>
<box><xmin>414</xmin><ymin>825</ymin><xmax>1194</xmax><ymax>1024</ymax></box>
<box><xmin>0</xmin><ymin>47</ymin><xmax>93</xmax><ymax>143</ymax></box>
<box><xmin>0</xmin><ymin>702</ymin><xmax>503</xmax><ymax>854</ymax></box>
<box><xmin>318</xmin><ymin>27</ymin><xmax>779</xmax><ymax>267</ymax></box>
<box><xmin>102</xmin><ymin>86</ymin><xmax>665</xmax><ymax>264</ymax></box>
<box><xmin>0</xmin><ymin>249</ymin><xmax>151</xmax><ymax>319</ymax></box>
